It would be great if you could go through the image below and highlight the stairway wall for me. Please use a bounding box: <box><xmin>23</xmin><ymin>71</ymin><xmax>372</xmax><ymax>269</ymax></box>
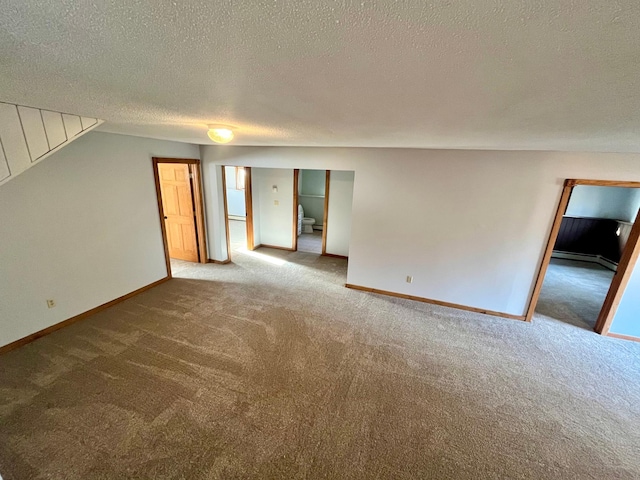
<box><xmin>0</xmin><ymin>101</ymin><xmax>102</xmax><ymax>187</ymax></box>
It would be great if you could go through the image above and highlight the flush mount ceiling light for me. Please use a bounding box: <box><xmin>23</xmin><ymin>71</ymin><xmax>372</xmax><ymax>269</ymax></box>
<box><xmin>207</xmin><ymin>125</ymin><xmax>235</xmax><ymax>144</ymax></box>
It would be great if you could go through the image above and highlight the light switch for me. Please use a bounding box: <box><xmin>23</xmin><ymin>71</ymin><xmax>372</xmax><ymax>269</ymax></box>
<box><xmin>274</xmin><ymin>200</ymin><xmax>279</xmax><ymax>206</ymax></box>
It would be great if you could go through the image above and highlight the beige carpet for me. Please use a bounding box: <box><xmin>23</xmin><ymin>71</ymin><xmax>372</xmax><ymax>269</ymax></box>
<box><xmin>536</xmin><ymin>258</ymin><xmax>615</xmax><ymax>330</ymax></box>
<box><xmin>1</xmin><ymin>249</ymin><xmax>640</xmax><ymax>479</ymax></box>
<box><xmin>297</xmin><ymin>231</ymin><xmax>322</xmax><ymax>254</ymax></box>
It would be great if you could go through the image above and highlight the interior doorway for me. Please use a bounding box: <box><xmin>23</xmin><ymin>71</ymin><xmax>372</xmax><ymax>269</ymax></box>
<box><xmin>152</xmin><ymin>158</ymin><xmax>207</xmax><ymax>276</ymax></box>
<box><xmin>296</xmin><ymin>169</ymin><xmax>328</xmax><ymax>254</ymax></box>
<box><xmin>222</xmin><ymin>165</ymin><xmax>248</xmax><ymax>260</ymax></box>
<box><xmin>223</xmin><ymin>166</ymin><xmax>354</xmax><ymax>261</ymax></box>
<box><xmin>526</xmin><ymin>179</ymin><xmax>640</xmax><ymax>336</ymax></box>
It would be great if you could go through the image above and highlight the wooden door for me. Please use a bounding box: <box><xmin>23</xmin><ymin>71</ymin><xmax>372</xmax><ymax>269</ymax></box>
<box><xmin>158</xmin><ymin>163</ymin><xmax>199</xmax><ymax>262</ymax></box>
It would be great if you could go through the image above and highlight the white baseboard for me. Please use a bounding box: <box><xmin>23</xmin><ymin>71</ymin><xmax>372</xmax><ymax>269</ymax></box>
<box><xmin>552</xmin><ymin>251</ymin><xmax>618</xmax><ymax>272</ymax></box>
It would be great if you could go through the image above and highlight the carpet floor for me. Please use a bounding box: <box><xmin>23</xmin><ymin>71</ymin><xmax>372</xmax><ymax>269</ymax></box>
<box><xmin>1</xmin><ymin>249</ymin><xmax>639</xmax><ymax>479</ymax></box>
<box><xmin>536</xmin><ymin>258</ymin><xmax>615</xmax><ymax>330</ymax></box>
<box><xmin>297</xmin><ymin>231</ymin><xmax>322</xmax><ymax>254</ymax></box>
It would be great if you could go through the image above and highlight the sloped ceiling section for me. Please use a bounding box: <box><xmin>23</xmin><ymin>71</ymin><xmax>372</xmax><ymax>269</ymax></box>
<box><xmin>0</xmin><ymin>102</ymin><xmax>102</xmax><ymax>186</ymax></box>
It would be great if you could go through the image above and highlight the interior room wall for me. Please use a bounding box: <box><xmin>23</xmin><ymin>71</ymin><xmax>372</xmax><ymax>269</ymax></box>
<box><xmin>566</xmin><ymin>186</ymin><xmax>640</xmax><ymax>222</ymax></box>
<box><xmin>325</xmin><ymin>171</ymin><xmax>355</xmax><ymax>256</ymax></box>
<box><xmin>251</xmin><ymin>168</ymin><xmax>294</xmax><ymax>248</ymax></box>
<box><xmin>201</xmin><ymin>146</ymin><xmax>640</xmax><ymax>317</ymax></box>
<box><xmin>625</xmin><ymin>189</ymin><xmax>640</xmax><ymax>222</ymax></box>
<box><xmin>201</xmin><ymin>162</ymin><xmax>227</xmax><ymax>261</ymax></box>
<box><xmin>609</xmin><ymin>258</ymin><xmax>640</xmax><ymax>339</ymax></box>
<box><xmin>0</xmin><ymin>131</ymin><xmax>200</xmax><ymax>348</ymax></box>
<box><xmin>300</xmin><ymin>169</ymin><xmax>326</xmax><ymax>195</ymax></box>
<box><xmin>224</xmin><ymin>166</ymin><xmax>246</xmax><ymax>217</ymax></box>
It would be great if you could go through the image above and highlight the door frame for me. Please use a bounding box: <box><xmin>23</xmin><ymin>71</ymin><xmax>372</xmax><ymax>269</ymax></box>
<box><xmin>221</xmin><ymin>166</ymin><xmax>232</xmax><ymax>262</ymax></box>
<box><xmin>244</xmin><ymin>167</ymin><xmax>255</xmax><ymax>250</ymax></box>
<box><xmin>292</xmin><ymin>169</ymin><xmax>299</xmax><ymax>251</ymax></box>
<box><xmin>152</xmin><ymin>157</ymin><xmax>208</xmax><ymax>277</ymax></box>
<box><xmin>292</xmin><ymin>169</ymin><xmax>331</xmax><ymax>255</ymax></box>
<box><xmin>524</xmin><ymin>178</ymin><xmax>640</xmax><ymax>336</ymax></box>
<box><xmin>321</xmin><ymin>170</ymin><xmax>330</xmax><ymax>255</ymax></box>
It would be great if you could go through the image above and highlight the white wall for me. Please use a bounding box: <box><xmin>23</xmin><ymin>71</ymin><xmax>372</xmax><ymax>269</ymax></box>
<box><xmin>610</xmin><ymin>258</ymin><xmax>640</xmax><ymax>338</ymax></box>
<box><xmin>224</xmin><ymin>166</ymin><xmax>246</xmax><ymax>217</ymax></box>
<box><xmin>300</xmin><ymin>169</ymin><xmax>326</xmax><ymax>196</ymax></box>
<box><xmin>0</xmin><ymin>101</ymin><xmax>101</xmax><ymax>187</ymax></box>
<box><xmin>201</xmin><ymin>146</ymin><xmax>640</xmax><ymax>317</ymax></box>
<box><xmin>326</xmin><ymin>171</ymin><xmax>355</xmax><ymax>257</ymax></box>
<box><xmin>566</xmin><ymin>185</ymin><xmax>640</xmax><ymax>222</ymax></box>
<box><xmin>252</xmin><ymin>168</ymin><xmax>294</xmax><ymax>248</ymax></box>
<box><xmin>625</xmin><ymin>189</ymin><xmax>640</xmax><ymax>222</ymax></box>
<box><xmin>0</xmin><ymin>132</ymin><xmax>200</xmax><ymax>347</ymax></box>
<box><xmin>201</xmin><ymin>162</ymin><xmax>227</xmax><ymax>261</ymax></box>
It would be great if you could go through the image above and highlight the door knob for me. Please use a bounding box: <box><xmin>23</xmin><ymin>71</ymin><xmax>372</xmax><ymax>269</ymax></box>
<box><xmin>164</xmin><ymin>216</ymin><xmax>168</xmax><ymax>219</ymax></box>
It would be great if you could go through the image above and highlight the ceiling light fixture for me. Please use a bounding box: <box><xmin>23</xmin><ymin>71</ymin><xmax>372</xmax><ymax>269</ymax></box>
<box><xmin>207</xmin><ymin>125</ymin><xmax>235</xmax><ymax>144</ymax></box>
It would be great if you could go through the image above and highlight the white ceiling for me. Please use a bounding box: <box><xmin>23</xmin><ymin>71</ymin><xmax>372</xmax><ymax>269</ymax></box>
<box><xmin>2</xmin><ymin>1</ymin><xmax>640</xmax><ymax>151</ymax></box>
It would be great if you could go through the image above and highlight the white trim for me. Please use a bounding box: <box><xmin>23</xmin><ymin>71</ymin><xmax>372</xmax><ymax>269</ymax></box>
<box><xmin>551</xmin><ymin>250</ymin><xmax>618</xmax><ymax>272</ymax></box>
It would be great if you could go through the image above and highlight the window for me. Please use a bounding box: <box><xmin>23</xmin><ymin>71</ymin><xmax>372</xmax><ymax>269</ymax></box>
<box><xmin>235</xmin><ymin>167</ymin><xmax>245</xmax><ymax>190</ymax></box>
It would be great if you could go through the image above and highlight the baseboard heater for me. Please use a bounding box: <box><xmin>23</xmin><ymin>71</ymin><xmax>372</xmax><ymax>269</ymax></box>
<box><xmin>551</xmin><ymin>251</ymin><xmax>618</xmax><ymax>272</ymax></box>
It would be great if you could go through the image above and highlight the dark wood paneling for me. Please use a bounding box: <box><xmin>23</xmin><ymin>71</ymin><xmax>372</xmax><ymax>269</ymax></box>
<box><xmin>554</xmin><ymin>216</ymin><xmax>631</xmax><ymax>263</ymax></box>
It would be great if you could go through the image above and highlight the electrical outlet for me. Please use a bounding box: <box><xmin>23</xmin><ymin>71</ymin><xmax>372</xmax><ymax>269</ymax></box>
<box><xmin>46</xmin><ymin>299</ymin><xmax>56</xmax><ymax>308</ymax></box>
<box><xmin>406</xmin><ymin>276</ymin><xmax>413</xmax><ymax>283</ymax></box>
<box><xmin>274</xmin><ymin>200</ymin><xmax>279</xmax><ymax>206</ymax></box>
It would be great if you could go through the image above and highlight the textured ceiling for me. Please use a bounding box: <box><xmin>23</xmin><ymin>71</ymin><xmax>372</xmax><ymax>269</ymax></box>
<box><xmin>1</xmin><ymin>1</ymin><xmax>640</xmax><ymax>151</ymax></box>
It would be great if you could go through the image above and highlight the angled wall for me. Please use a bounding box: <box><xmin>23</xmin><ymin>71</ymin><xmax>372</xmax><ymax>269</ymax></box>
<box><xmin>0</xmin><ymin>101</ymin><xmax>102</xmax><ymax>187</ymax></box>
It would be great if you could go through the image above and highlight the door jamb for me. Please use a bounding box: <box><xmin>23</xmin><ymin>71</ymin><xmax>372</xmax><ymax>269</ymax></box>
<box><xmin>524</xmin><ymin>179</ymin><xmax>640</xmax><ymax>335</ymax></box>
<box><xmin>321</xmin><ymin>170</ymin><xmax>330</xmax><ymax>255</ymax></box>
<box><xmin>152</xmin><ymin>157</ymin><xmax>208</xmax><ymax>278</ymax></box>
<box><xmin>292</xmin><ymin>169</ymin><xmax>299</xmax><ymax>251</ymax></box>
<box><xmin>244</xmin><ymin>167</ymin><xmax>255</xmax><ymax>250</ymax></box>
<box><xmin>220</xmin><ymin>166</ymin><xmax>232</xmax><ymax>262</ymax></box>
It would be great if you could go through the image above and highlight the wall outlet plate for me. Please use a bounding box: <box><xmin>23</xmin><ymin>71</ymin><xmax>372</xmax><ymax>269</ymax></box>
<box><xmin>46</xmin><ymin>299</ymin><xmax>56</xmax><ymax>308</ymax></box>
<box><xmin>406</xmin><ymin>276</ymin><xmax>413</xmax><ymax>283</ymax></box>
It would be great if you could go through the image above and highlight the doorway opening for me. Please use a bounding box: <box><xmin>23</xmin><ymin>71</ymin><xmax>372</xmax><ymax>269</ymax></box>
<box><xmin>296</xmin><ymin>169</ymin><xmax>328</xmax><ymax>254</ymax></box>
<box><xmin>526</xmin><ymin>179</ymin><xmax>640</xmax><ymax>336</ymax></box>
<box><xmin>222</xmin><ymin>165</ymin><xmax>248</xmax><ymax>259</ymax></box>
<box><xmin>152</xmin><ymin>158</ymin><xmax>207</xmax><ymax>277</ymax></box>
<box><xmin>222</xmin><ymin>166</ymin><xmax>354</xmax><ymax>264</ymax></box>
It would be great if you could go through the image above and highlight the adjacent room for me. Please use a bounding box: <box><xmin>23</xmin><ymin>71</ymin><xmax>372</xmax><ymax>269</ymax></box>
<box><xmin>1</xmin><ymin>1</ymin><xmax>640</xmax><ymax>479</ymax></box>
<box><xmin>298</xmin><ymin>169</ymin><xmax>326</xmax><ymax>254</ymax></box>
<box><xmin>535</xmin><ymin>185</ymin><xmax>640</xmax><ymax>330</ymax></box>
